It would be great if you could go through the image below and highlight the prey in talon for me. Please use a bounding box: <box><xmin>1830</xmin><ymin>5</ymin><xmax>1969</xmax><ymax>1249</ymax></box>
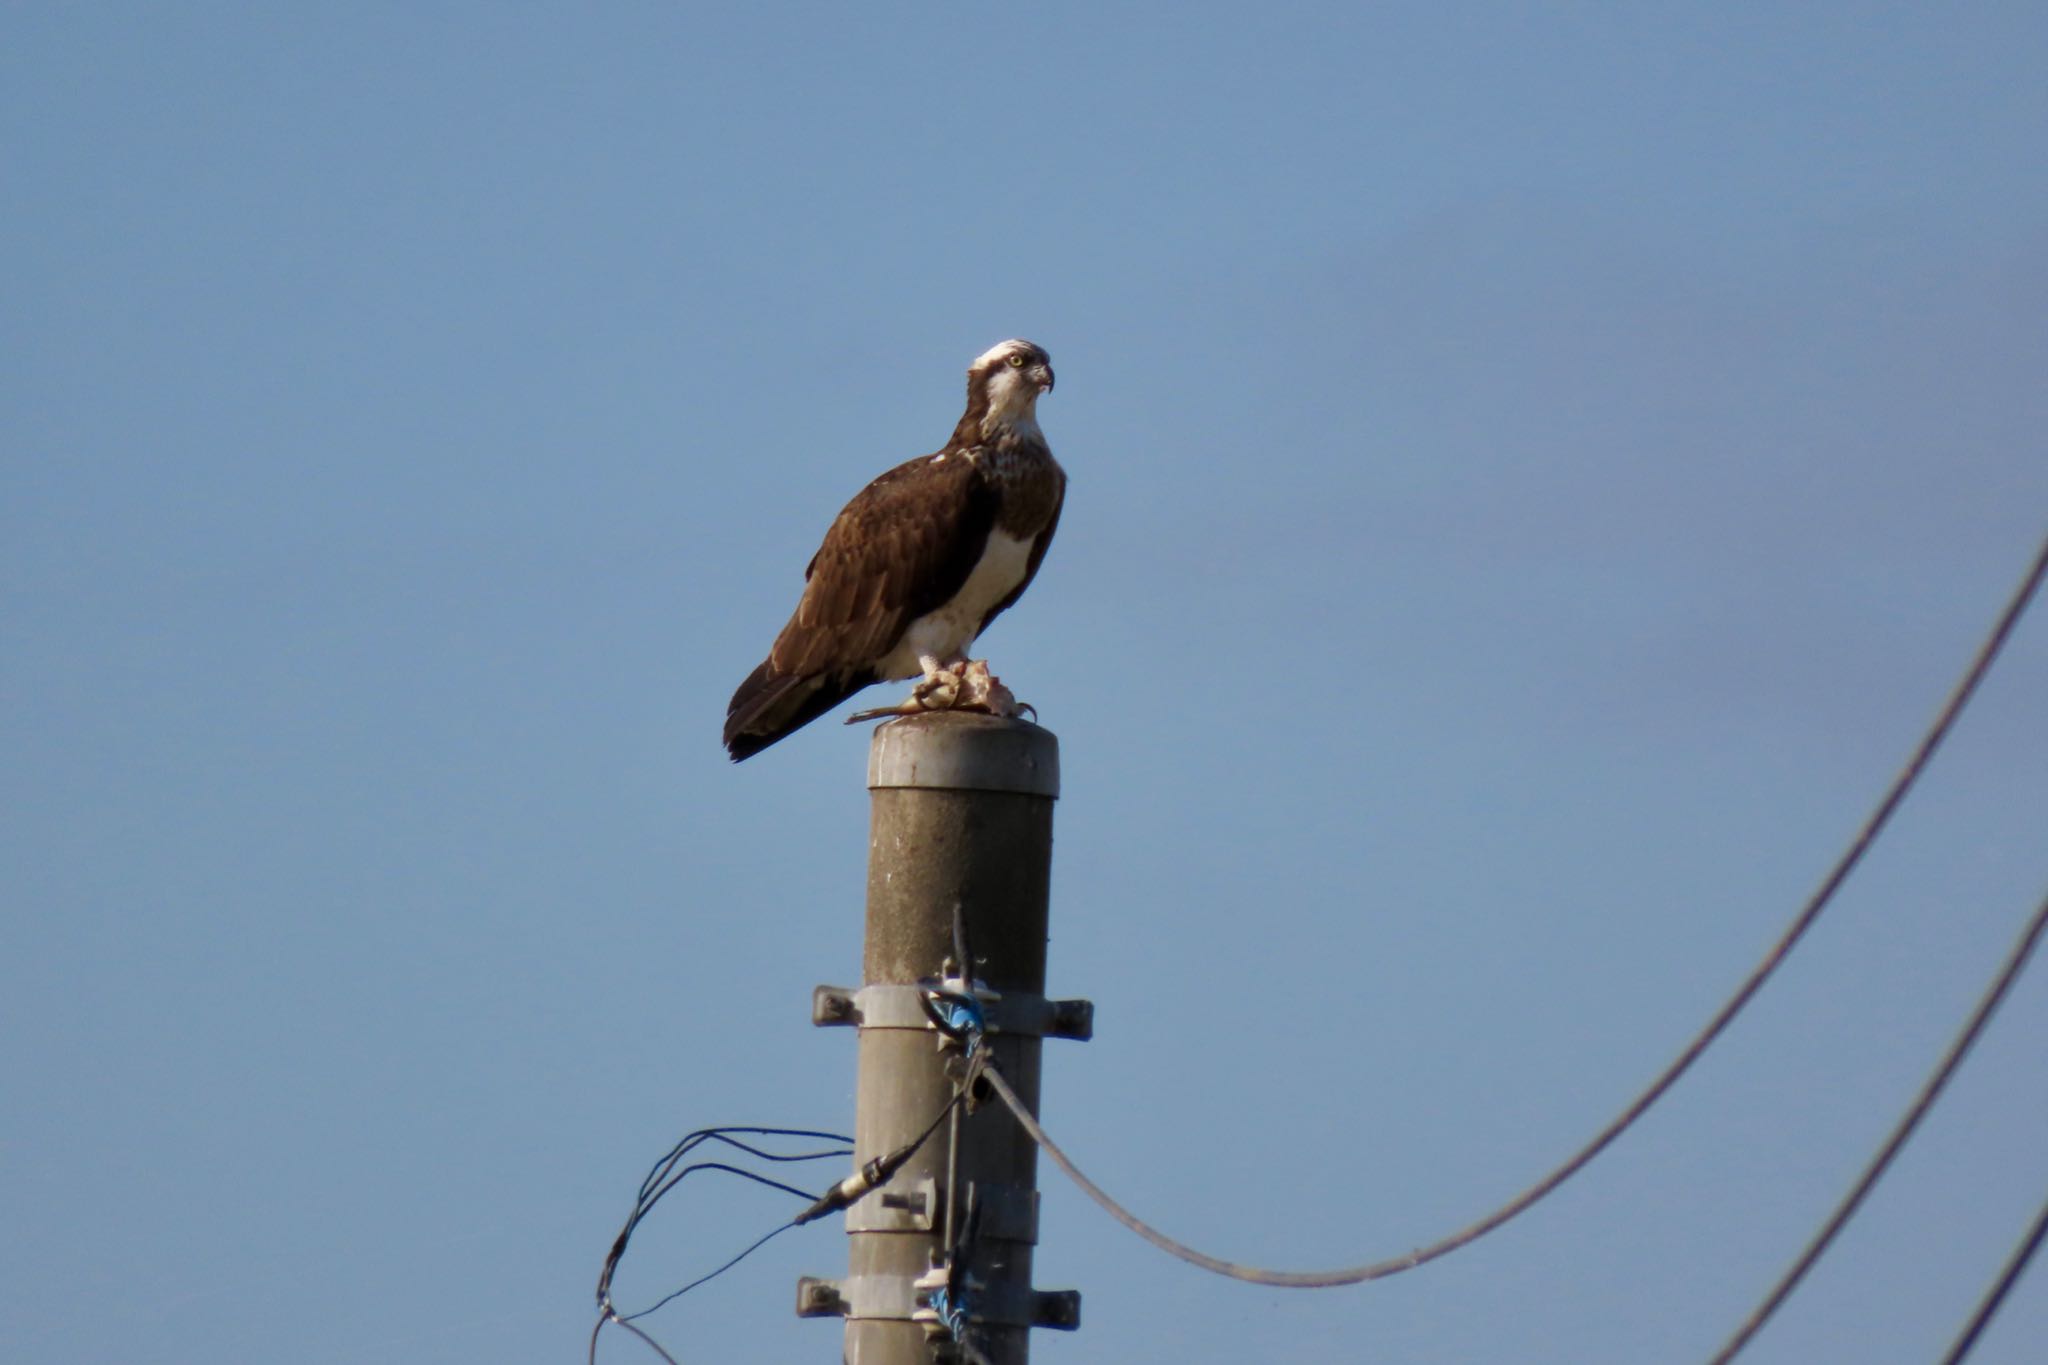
<box><xmin>845</xmin><ymin>660</ymin><xmax>1033</xmax><ymax>725</ymax></box>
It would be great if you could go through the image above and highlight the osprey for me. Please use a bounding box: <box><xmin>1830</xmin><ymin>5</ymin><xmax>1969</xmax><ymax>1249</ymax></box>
<box><xmin>723</xmin><ymin>339</ymin><xmax>1064</xmax><ymax>761</ymax></box>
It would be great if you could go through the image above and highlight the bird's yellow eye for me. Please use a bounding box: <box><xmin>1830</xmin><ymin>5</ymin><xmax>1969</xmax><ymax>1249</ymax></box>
<box><xmin>1007</xmin><ymin>354</ymin><xmax>1026</xmax><ymax>367</ymax></box>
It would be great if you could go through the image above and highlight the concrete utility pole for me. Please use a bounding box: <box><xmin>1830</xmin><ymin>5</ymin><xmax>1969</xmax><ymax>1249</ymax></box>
<box><xmin>801</xmin><ymin>712</ymin><xmax>1089</xmax><ymax>1364</ymax></box>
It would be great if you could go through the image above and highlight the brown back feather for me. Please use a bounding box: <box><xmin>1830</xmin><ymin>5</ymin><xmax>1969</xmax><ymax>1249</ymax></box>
<box><xmin>768</xmin><ymin>453</ymin><xmax>1000</xmax><ymax>678</ymax></box>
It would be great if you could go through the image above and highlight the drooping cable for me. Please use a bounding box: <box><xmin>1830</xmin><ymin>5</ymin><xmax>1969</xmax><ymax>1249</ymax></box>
<box><xmin>981</xmin><ymin>533</ymin><xmax>2048</xmax><ymax>1289</ymax></box>
<box><xmin>590</xmin><ymin>1126</ymin><xmax>851</xmax><ymax>1365</ymax></box>
<box><xmin>590</xmin><ymin>1212</ymin><xmax>798</xmax><ymax>1365</ymax></box>
<box><xmin>1940</xmin><ymin>1186</ymin><xmax>2048</xmax><ymax>1365</ymax></box>
<box><xmin>620</xmin><ymin>1218</ymin><xmax>801</xmax><ymax>1323</ymax></box>
<box><xmin>597</xmin><ymin>1127</ymin><xmax>853</xmax><ymax>1317</ymax></box>
<box><xmin>1710</xmin><ymin>888</ymin><xmax>2048</xmax><ymax>1362</ymax></box>
<box><xmin>589</xmin><ymin>1219</ymin><xmax>804</xmax><ymax>1365</ymax></box>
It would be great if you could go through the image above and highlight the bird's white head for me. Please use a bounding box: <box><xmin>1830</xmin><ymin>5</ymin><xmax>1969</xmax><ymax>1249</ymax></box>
<box><xmin>966</xmin><ymin>339</ymin><xmax>1055</xmax><ymax>440</ymax></box>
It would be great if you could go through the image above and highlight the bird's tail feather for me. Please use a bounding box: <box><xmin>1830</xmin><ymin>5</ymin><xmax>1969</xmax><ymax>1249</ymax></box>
<box><xmin>724</xmin><ymin>664</ymin><xmax>870</xmax><ymax>761</ymax></box>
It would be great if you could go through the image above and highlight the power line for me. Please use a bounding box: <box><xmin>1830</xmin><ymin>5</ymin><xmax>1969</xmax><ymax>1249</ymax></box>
<box><xmin>982</xmin><ymin>532</ymin><xmax>2048</xmax><ymax>1289</ymax></box>
<box><xmin>1941</xmin><ymin>1187</ymin><xmax>2048</xmax><ymax>1365</ymax></box>
<box><xmin>587</xmin><ymin>533</ymin><xmax>2045</xmax><ymax>1350</ymax></box>
<box><xmin>1709</xmin><ymin>886</ymin><xmax>2048</xmax><ymax>1361</ymax></box>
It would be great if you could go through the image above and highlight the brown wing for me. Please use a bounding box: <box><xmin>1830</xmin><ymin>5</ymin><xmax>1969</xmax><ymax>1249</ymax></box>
<box><xmin>723</xmin><ymin>453</ymin><xmax>998</xmax><ymax>760</ymax></box>
<box><xmin>769</xmin><ymin>453</ymin><xmax>999</xmax><ymax>676</ymax></box>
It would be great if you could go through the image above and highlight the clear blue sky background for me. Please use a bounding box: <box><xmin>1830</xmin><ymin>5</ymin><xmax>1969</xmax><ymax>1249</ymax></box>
<box><xmin>5</xmin><ymin>5</ymin><xmax>2045</xmax><ymax>1363</ymax></box>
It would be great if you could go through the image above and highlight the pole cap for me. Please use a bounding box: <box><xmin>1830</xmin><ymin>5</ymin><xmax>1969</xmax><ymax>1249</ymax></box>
<box><xmin>867</xmin><ymin>713</ymin><xmax>1060</xmax><ymax>797</ymax></box>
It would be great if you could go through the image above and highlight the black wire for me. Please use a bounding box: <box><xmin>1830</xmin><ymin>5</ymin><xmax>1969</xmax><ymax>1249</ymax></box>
<box><xmin>980</xmin><ymin>532</ymin><xmax>2048</xmax><ymax>1289</ymax></box>
<box><xmin>1709</xmin><ymin>887</ymin><xmax>2048</xmax><ymax>1362</ymax></box>
<box><xmin>910</xmin><ymin>1086</ymin><xmax>967</xmax><ymax>1164</ymax></box>
<box><xmin>641</xmin><ymin>1160</ymin><xmax>821</xmax><ymax>1212</ymax></box>
<box><xmin>622</xmin><ymin>1219</ymin><xmax>801</xmax><ymax>1321</ymax></box>
<box><xmin>589</xmin><ymin>1309</ymin><xmax>680</xmax><ymax>1365</ymax></box>
<box><xmin>591</xmin><ymin>1125</ymin><xmax>855</xmax><ymax>1365</ymax></box>
<box><xmin>1941</xmin><ymin>1187</ymin><xmax>2048</xmax><ymax>1365</ymax></box>
<box><xmin>591</xmin><ymin>1208</ymin><xmax>803</xmax><ymax>1365</ymax></box>
<box><xmin>591</xmin><ymin>1101</ymin><xmax>966</xmax><ymax>1364</ymax></box>
<box><xmin>635</xmin><ymin>1127</ymin><xmax>854</xmax><ymax>1203</ymax></box>
<box><xmin>600</xmin><ymin>1132</ymin><xmax>851</xmax><ymax>1315</ymax></box>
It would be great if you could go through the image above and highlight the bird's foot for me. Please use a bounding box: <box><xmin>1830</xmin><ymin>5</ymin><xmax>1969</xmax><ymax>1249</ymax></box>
<box><xmin>843</xmin><ymin>660</ymin><xmax>969</xmax><ymax>724</ymax></box>
<box><xmin>911</xmin><ymin>661</ymin><xmax>967</xmax><ymax>711</ymax></box>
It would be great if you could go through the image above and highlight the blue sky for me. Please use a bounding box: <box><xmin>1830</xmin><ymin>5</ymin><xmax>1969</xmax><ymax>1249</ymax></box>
<box><xmin>4</xmin><ymin>5</ymin><xmax>2046</xmax><ymax>1362</ymax></box>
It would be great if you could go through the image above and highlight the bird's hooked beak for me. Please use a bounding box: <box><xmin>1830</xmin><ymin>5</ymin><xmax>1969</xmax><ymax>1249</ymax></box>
<box><xmin>1033</xmin><ymin>363</ymin><xmax>1055</xmax><ymax>394</ymax></box>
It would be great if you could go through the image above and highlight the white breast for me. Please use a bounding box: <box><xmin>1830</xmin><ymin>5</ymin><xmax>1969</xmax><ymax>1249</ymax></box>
<box><xmin>879</xmin><ymin>530</ymin><xmax>1036</xmax><ymax>679</ymax></box>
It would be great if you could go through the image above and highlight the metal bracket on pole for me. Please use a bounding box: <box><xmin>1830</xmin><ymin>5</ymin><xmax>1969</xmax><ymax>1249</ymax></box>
<box><xmin>795</xmin><ymin>1274</ymin><xmax>1081</xmax><ymax>1330</ymax></box>
<box><xmin>813</xmin><ymin>983</ymin><xmax>1094</xmax><ymax>1040</ymax></box>
<box><xmin>842</xmin><ymin>1173</ymin><xmax>937</xmax><ymax>1233</ymax></box>
<box><xmin>840</xmin><ymin>1176</ymin><xmax>1040</xmax><ymax>1241</ymax></box>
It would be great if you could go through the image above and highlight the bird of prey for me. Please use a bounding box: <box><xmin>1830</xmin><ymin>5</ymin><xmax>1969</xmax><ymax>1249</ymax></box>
<box><xmin>723</xmin><ymin>339</ymin><xmax>1064</xmax><ymax>761</ymax></box>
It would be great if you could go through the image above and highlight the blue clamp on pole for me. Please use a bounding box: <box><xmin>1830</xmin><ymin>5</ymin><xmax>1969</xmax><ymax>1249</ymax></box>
<box><xmin>919</xmin><ymin>984</ymin><xmax>989</xmax><ymax>1054</ymax></box>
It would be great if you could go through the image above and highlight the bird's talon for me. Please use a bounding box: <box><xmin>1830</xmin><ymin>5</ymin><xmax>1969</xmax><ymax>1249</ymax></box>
<box><xmin>911</xmin><ymin>665</ymin><xmax>965</xmax><ymax>711</ymax></box>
